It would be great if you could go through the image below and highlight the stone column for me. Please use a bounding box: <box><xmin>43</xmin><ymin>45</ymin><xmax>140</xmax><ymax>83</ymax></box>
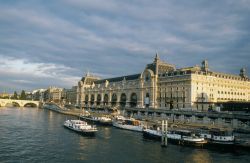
<box><xmin>92</xmin><ymin>93</ymin><xmax>96</xmax><ymax>108</ymax></box>
<box><xmin>203</xmin><ymin>116</ymin><xmax>210</xmax><ymax>124</ymax></box>
<box><xmin>100</xmin><ymin>93</ymin><xmax>104</xmax><ymax>107</ymax></box>
<box><xmin>116</xmin><ymin>93</ymin><xmax>121</xmax><ymax>107</ymax></box>
<box><xmin>191</xmin><ymin>115</ymin><xmax>196</xmax><ymax>123</ymax></box>
<box><xmin>150</xmin><ymin>79</ymin><xmax>155</xmax><ymax>108</ymax></box>
<box><xmin>137</xmin><ymin>90</ymin><xmax>143</xmax><ymax>108</ymax></box>
<box><xmin>125</xmin><ymin>92</ymin><xmax>130</xmax><ymax>108</ymax></box>
<box><xmin>88</xmin><ymin>93</ymin><xmax>91</xmax><ymax>108</ymax></box>
<box><xmin>232</xmin><ymin>119</ymin><xmax>238</xmax><ymax>128</ymax></box>
<box><xmin>171</xmin><ymin>113</ymin><xmax>174</xmax><ymax>122</ymax></box>
<box><xmin>108</xmin><ymin>91</ymin><xmax>112</xmax><ymax>107</ymax></box>
<box><xmin>180</xmin><ymin>115</ymin><xmax>185</xmax><ymax>122</ymax></box>
<box><xmin>217</xmin><ymin>118</ymin><xmax>223</xmax><ymax>126</ymax></box>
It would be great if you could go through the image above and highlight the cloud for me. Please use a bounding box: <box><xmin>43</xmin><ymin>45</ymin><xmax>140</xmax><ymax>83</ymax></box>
<box><xmin>0</xmin><ymin>0</ymin><xmax>249</xmax><ymax>92</ymax></box>
<box><xmin>0</xmin><ymin>56</ymin><xmax>79</xmax><ymax>92</ymax></box>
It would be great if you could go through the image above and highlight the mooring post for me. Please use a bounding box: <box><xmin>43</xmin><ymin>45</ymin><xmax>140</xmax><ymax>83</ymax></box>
<box><xmin>161</xmin><ymin>120</ymin><xmax>168</xmax><ymax>147</ymax></box>
<box><xmin>165</xmin><ymin>120</ymin><xmax>168</xmax><ymax>145</ymax></box>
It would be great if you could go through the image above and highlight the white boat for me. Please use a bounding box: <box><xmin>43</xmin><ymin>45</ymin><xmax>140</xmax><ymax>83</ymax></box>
<box><xmin>79</xmin><ymin>114</ymin><xmax>112</xmax><ymax>125</ymax></box>
<box><xmin>143</xmin><ymin>128</ymin><xmax>162</xmax><ymax>139</ymax></box>
<box><xmin>143</xmin><ymin>128</ymin><xmax>207</xmax><ymax>147</ymax></box>
<box><xmin>112</xmin><ymin>116</ymin><xmax>144</xmax><ymax>132</ymax></box>
<box><xmin>99</xmin><ymin>116</ymin><xmax>112</xmax><ymax>125</ymax></box>
<box><xmin>198</xmin><ymin>128</ymin><xmax>235</xmax><ymax>145</ymax></box>
<box><xmin>63</xmin><ymin>119</ymin><xmax>97</xmax><ymax>136</ymax></box>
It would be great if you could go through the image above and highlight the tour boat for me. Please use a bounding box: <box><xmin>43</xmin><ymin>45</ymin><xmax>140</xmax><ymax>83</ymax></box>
<box><xmin>79</xmin><ymin>114</ymin><xmax>112</xmax><ymax>125</ymax></box>
<box><xmin>143</xmin><ymin>127</ymin><xmax>162</xmax><ymax>140</ymax></box>
<box><xmin>197</xmin><ymin>128</ymin><xmax>235</xmax><ymax>145</ymax></box>
<box><xmin>143</xmin><ymin>128</ymin><xmax>207</xmax><ymax>147</ymax></box>
<box><xmin>63</xmin><ymin>119</ymin><xmax>98</xmax><ymax>136</ymax></box>
<box><xmin>112</xmin><ymin>116</ymin><xmax>144</xmax><ymax>132</ymax></box>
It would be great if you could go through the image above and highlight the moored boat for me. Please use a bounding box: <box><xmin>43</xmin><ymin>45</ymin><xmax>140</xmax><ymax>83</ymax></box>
<box><xmin>79</xmin><ymin>114</ymin><xmax>112</xmax><ymax>125</ymax></box>
<box><xmin>143</xmin><ymin>128</ymin><xmax>162</xmax><ymax>140</ymax></box>
<box><xmin>63</xmin><ymin>119</ymin><xmax>98</xmax><ymax>136</ymax></box>
<box><xmin>197</xmin><ymin>128</ymin><xmax>235</xmax><ymax>146</ymax></box>
<box><xmin>112</xmin><ymin>116</ymin><xmax>144</xmax><ymax>132</ymax></box>
<box><xmin>143</xmin><ymin>128</ymin><xmax>207</xmax><ymax>147</ymax></box>
<box><xmin>99</xmin><ymin>116</ymin><xmax>113</xmax><ymax>125</ymax></box>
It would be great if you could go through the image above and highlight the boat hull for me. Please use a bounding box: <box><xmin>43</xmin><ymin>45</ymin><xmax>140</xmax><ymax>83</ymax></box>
<box><xmin>63</xmin><ymin>124</ymin><xmax>97</xmax><ymax>136</ymax></box>
<box><xmin>143</xmin><ymin>130</ymin><xmax>206</xmax><ymax>147</ymax></box>
<box><xmin>143</xmin><ymin>131</ymin><xmax>161</xmax><ymax>141</ymax></box>
<box><xmin>204</xmin><ymin>140</ymin><xmax>236</xmax><ymax>148</ymax></box>
<box><xmin>112</xmin><ymin>121</ymin><xmax>143</xmax><ymax>132</ymax></box>
<box><xmin>198</xmin><ymin>129</ymin><xmax>235</xmax><ymax>147</ymax></box>
<box><xmin>80</xmin><ymin>116</ymin><xmax>112</xmax><ymax>126</ymax></box>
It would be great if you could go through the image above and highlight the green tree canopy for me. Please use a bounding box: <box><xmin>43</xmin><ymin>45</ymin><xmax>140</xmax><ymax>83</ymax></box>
<box><xmin>12</xmin><ymin>91</ymin><xmax>18</xmax><ymax>99</ymax></box>
<box><xmin>20</xmin><ymin>90</ymin><xmax>26</xmax><ymax>100</ymax></box>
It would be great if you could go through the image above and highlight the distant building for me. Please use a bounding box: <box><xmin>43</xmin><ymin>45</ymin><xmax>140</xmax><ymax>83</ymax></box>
<box><xmin>77</xmin><ymin>54</ymin><xmax>250</xmax><ymax>111</ymax></box>
<box><xmin>44</xmin><ymin>87</ymin><xmax>63</xmax><ymax>104</ymax></box>
<box><xmin>31</xmin><ymin>89</ymin><xmax>46</xmax><ymax>101</ymax></box>
<box><xmin>0</xmin><ymin>92</ymin><xmax>11</xmax><ymax>99</ymax></box>
<box><xmin>63</xmin><ymin>86</ymin><xmax>77</xmax><ymax>105</ymax></box>
<box><xmin>26</xmin><ymin>92</ymin><xmax>33</xmax><ymax>100</ymax></box>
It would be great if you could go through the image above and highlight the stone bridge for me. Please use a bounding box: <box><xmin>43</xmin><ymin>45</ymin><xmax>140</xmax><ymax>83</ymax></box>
<box><xmin>0</xmin><ymin>99</ymin><xmax>40</xmax><ymax>107</ymax></box>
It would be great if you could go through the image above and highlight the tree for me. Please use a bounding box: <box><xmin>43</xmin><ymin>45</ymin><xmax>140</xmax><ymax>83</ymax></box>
<box><xmin>13</xmin><ymin>91</ymin><xmax>18</xmax><ymax>99</ymax></box>
<box><xmin>20</xmin><ymin>90</ymin><xmax>26</xmax><ymax>100</ymax></box>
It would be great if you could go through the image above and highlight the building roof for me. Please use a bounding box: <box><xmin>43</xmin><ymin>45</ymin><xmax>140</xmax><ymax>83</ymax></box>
<box><xmin>94</xmin><ymin>74</ymin><xmax>141</xmax><ymax>84</ymax></box>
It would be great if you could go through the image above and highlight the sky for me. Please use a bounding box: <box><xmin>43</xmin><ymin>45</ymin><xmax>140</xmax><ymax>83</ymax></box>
<box><xmin>0</xmin><ymin>0</ymin><xmax>250</xmax><ymax>93</ymax></box>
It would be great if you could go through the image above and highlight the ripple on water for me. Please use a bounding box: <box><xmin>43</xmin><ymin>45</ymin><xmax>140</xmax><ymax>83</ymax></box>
<box><xmin>1</xmin><ymin>107</ymin><xmax>250</xmax><ymax>163</ymax></box>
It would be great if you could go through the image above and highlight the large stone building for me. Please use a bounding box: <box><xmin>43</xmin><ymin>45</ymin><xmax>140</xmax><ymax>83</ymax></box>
<box><xmin>31</xmin><ymin>89</ymin><xmax>46</xmax><ymax>101</ymax></box>
<box><xmin>63</xmin><ymin>86</ymin><xmax>77</xmax><ymax>105</ymax></box>
<box><xmin>77</xmin><ymin>54</ymin><xmax>250</xmax><ymax>111</ymax></box>
<box><xmin>44</xmin><ymin>86</ymin><xmax>63</xmax><ymax>103</ymax></box>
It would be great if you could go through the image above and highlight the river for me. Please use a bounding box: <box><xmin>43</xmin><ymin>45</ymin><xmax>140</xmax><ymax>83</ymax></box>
<box><xmin>0</xmin><ymin>107</ymin><xmax>249</xmax><ymax>163</ymax></box>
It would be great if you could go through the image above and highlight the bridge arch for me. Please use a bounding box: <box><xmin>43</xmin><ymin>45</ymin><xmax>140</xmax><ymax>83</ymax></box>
<box><xmin>6</xmin><ymin>102</ymin><xmax>21</xmax><ymax>107</ymax></box>
<box><xmin>0</xmin><ymin>99</ymin><xmax>39</xmax><ymax>107</ymax></box>
<box><xmin>23</xmin><ymin>102</ymin><xmax>38</xmax><ymax>107</ymax></box>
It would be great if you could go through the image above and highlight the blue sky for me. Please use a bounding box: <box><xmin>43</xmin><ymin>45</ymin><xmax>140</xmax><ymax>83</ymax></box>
<box><xmin>0</xmin><ymin>0</ymin><xmax>250</xmax><ymax>93</ymax></box>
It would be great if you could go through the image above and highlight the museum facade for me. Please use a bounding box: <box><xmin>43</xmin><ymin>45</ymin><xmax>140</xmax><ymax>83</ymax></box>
<box><xmin>76</xmin><ymin>54</ymin><xmax>250</xmax><ymax>111</ymax></box>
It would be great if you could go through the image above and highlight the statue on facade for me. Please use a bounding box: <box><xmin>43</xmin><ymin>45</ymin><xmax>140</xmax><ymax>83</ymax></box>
<box><xmin>240</xmin><ymin>68</ymin><xmax>247</xmax><ymax>78</ymax></box>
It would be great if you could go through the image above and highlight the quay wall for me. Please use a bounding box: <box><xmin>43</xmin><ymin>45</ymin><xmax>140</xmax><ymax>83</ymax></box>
<box><xmin>42</xmin><ymin>103</ymin><xmax>81</xmax><ymax>117</ymax></box>
<box><xmin>42</xmin><ymin>102</ymin><xmax>250</xmax><ymax>132</ymax></box>
<box><xmin>125</xmin><ymin>108</ymin><xmax>250</xmax><ymax>131</ymax></box>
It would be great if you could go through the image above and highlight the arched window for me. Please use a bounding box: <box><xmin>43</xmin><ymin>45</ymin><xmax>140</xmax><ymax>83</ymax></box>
<box><xmin>85</xmin><ymin>95</ymin><xmax>89</xmax><ymax>104</ymax></box>
<box><xmin>120</xmin><ymin>93</ymin><xmax>126</xmax><ymax>107</ymax></box>
<box><xmin>104</xmin><ymin>94</ymin><xmax>108</xmax><ymax>106</ymax></box>
<box><xmin>111</xmin><ymin>94</ymin><xmax>117</xmax><ymax>106</ymax></box>
<box><xmin>90</xmin><ymin>95</ymin><xmax>94</xmax><ymax>105</ymax></box>
<box><xmin>130</xmin><ymin>93</ymin><xmax>137</xmax><ymax>107</ymax></box>
<box><xmin>97</xmin><ymin>94</ymin><xmax>101</xmax><ymax>105</ymax></box>
<box><xmin>145</xmin><ymin>93</ymin><xmax>150</xmax><ymax>107</ymax></box>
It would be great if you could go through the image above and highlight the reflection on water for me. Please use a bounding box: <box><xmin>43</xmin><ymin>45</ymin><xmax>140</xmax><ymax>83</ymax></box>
<box><xmin>186</xmin><ymin>150</ymin><xmax>212</xmax><ymax>163</ymax></box>
<box><xmin>102</xmin><ymin>127</ymin><xmax>112</xmax><ymax>139</ymax></box>
<box><xmin>0</xmin><ymin>107</ymin><xmax>250</xmax><ymax>163</ymax></box>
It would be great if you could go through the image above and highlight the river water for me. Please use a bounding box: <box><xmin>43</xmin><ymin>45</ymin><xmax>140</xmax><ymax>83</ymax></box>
<box><xmin>0</xmin><ymin>107</ymin><xmax>249</xmax><ymax>163</ymax></box>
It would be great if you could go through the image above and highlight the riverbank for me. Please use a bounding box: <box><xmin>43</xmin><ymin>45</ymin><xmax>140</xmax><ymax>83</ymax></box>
<box><xmin>42</xmin><ymin>103</ymin><xmax>82</xmax><ymax>116</ymax></box>
<box><xmin>43</xmin><ymin>103</ymin><xmax>247</xmax><ymax>132</ymax></box>
<box><xmin>43</xmin><ymin>103</ymin><xmax>250</xmax><ymax>150</ymax></box>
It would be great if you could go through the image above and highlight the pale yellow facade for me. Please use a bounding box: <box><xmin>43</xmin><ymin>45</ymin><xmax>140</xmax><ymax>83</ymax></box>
<box><xmin>48</xmin><ymin>87</ymin><xmax>63</xmax><ymax>103</ymax></box>
<box><xmin>77</xmin><ymin>55</ymin><xmax>250</xmax><ymax>111</ymax></box>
